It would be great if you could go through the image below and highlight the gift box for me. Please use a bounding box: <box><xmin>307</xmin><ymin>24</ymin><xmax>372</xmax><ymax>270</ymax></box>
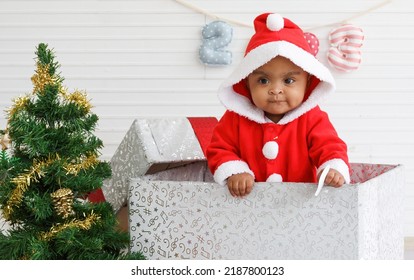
<box><xmin>100</xmin><ymin>117</ymin><xmax>217</xmax><ymax>212</ymax></box>
<box><xmin>128</xmin><ymin>163</ymin><xmax>404</xmax><ymax>260</ymax></box>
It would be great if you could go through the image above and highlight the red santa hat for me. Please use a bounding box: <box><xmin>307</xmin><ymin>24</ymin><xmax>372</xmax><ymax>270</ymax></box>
<box><xmin>218</xmin><ymin>13</ymin><xmax>336</xmax><ymax>125</ymax></box>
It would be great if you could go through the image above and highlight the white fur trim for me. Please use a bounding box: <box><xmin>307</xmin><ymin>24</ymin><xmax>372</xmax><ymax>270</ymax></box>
<box><xmin>266</xmin><ymin>173</ymin><xmax>283</xmax><ymax>182</ymax></box>
<box><xmin>262</xmin><ymin>141</ymin><xmax>279</xmax><ymax>160</ymax></box>
<box><xmin>213</xmin><ymin>160</ymin><xmax>255</xmax><ymax>186</ymax></box>
<box><xmin>280</xmin><ymin>81</ymin><xmax>331</xmax><ymax>124</ymax></box>
<box><xmin>219</xmin><ymin>86</ymin><xmax>267</xmax><ymax>123</ymax></box>
<box><xmin>317</xmin><ymin>159</ymin><xmax>350</xmax><ymax>184</ymax></box>
<box><xmin>218</xmin><ymin>41</ymin><xmax>335</xmax><ymax>124</ymax></box>
<box><xmin>266</xmin><ymin>14</ymin><xmax>284</xmax><ymax>31</ymax></box>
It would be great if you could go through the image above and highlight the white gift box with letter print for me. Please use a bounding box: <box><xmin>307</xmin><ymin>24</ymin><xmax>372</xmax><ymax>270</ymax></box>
<box><xmin>128</xmin><ymin>163</ymin><xmax>404</xmax><ymax>260</ymax></box>
<box><xmin>101</xmin><ymin>117</ymin><xmax>215</xmax><ymax>213</ymax></box>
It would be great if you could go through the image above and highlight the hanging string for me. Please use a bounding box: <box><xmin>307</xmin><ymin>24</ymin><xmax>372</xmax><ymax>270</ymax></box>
<box><xmin>306</xmin><ymin>0</ymin><xmax>393</xmax><ymax>31</ymax></box>
<box><xmin>174</xmin><ymin>0</ymin><xmax>252</xmax><ymax>27</ymax></box>
<box><xmin>174</xmin><ymin>0</ymin><xmax>393</xmax><ymax>30</ymax></box>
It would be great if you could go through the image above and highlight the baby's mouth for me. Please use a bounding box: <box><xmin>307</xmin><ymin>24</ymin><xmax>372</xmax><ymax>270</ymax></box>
<box><xmin>268</xmin><ymin>99</ymin><xmax>286</xmax><ymax>103</ymax></box>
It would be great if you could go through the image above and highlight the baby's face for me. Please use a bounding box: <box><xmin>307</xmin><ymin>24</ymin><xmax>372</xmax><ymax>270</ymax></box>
<box><xmin>247</xmin><ymin>56</ymin><xmax>309</xmax><ymax>123</ymax></box>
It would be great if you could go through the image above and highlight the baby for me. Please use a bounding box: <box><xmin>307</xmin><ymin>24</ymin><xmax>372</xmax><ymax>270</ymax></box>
<box><xmin>206</xmin><ymin>13</ymin><xmax>350</xmax><ymax>197</ymax></box>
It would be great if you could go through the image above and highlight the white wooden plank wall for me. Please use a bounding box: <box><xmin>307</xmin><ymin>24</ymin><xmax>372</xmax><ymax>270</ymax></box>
<box><xmin>1</xmin><ymin>0</ymin><xmax>413</xmax><ymax>235</ymax></box>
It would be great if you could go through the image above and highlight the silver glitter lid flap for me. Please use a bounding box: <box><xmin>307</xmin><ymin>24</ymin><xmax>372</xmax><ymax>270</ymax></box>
<box><xmin>135</xmin><ymin>118</ymin><xmax>205</xmax><ymax>174</ymax></box>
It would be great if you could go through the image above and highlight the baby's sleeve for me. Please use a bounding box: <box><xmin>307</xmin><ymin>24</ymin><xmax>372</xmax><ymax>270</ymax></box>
<box><xmin>206</xmin><ymin>111</ymin><xmax>254</xmax><ymax>185</ymax></box>
<box><xmin>307</xmin><ymin>108</ymin><xmax>350</xmax><ymax>183</ymax></box>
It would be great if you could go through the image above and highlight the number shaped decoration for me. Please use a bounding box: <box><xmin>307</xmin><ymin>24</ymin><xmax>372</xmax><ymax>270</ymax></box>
<box><xmin>199</xmin><ymin>21</ymin><xmax>233</xmax><ymax>66</ymax></box>
<box><xmin>327</xmin><ymin>24</ymin><xmax>364</xmax><ymax>72</ymax></box>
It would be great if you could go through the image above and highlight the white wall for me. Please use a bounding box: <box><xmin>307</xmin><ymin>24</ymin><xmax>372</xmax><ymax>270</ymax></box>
<box><xmin>1</xmin><ymin>0</ymin><xmax>414</xmax><ymax>235</ymax></box>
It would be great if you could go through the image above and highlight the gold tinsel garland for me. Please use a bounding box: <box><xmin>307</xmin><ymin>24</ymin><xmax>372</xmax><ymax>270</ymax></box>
<box><xmin>31</xmin><ymin>63</ymin><xmax>57</xmax><ymax>94</ymax></box>
<box><xmin>64</xmin><ymin>154</ymin><xmax>99</xmax><ymax>175</ymax></box>
<box><xmin>3</xmin><ymin>154</ymin><xmax>100</xmax><ymax>219</ymax></box>
<box><xmin>62</xmin><ymin>90</ymin><xmax>93</xmax><ymax>113</ymax></box>
<box><xmin>3</xmin><ymin>156</ymin><xmax>55</xmax><ymax>219</ymax></box>
<box><xmin>7</xmin><ymin>95</ymin><xmax>31</xmax><ymax>117</ymax></box>
<box><xmin>6</xmin><ymin>64</ymin><xmax>92</xmax><ymax>121</ymax></box>
<box><xmin>40</xmin><ymin>212</ymin><xmax>101</xmax><ymax>241</ymax></box>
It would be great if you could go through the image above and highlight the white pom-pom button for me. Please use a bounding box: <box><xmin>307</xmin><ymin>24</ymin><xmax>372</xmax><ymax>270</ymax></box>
<box><xmin>266</xmin><ymin>173</ymin><xmax>283</xmax><ymax>183</ymax></box>
<box><xmin>262</xmin><ymin>141</ymin><xmax>279</xmax><ymax>160</ymax></box>
<box><xmin>266</xmin><ymin>14</ymin><xmax>284</xmax><ymax>31</ymax></box>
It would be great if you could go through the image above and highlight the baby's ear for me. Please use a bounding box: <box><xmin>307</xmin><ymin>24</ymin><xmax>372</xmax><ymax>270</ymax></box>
<box><xmin>303</xmin><ymin>74</ymin><xmax>319</xmax><ymax>101</ymax></box>
<box><xmin>245</xmin><ymin>77</ymin><xmax>250</xmax><ymax>90</ymax></box>
<box><xmin>306</xmin><ymin>74</ymin><xmax>312</xmax><ymax>87</ymax></box>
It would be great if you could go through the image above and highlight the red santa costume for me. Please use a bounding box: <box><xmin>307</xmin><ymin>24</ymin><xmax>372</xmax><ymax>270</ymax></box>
<box><xmin>206</xmin><ymin>13</ymin><xmax>350</xmax><ymax>186</ymax></box>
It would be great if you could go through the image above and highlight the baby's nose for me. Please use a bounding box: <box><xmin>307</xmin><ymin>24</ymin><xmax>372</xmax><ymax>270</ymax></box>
<box><xmin>268</xmin><ymin>85</ymin><xmax>283</xmax><ymax>95</ymax></box>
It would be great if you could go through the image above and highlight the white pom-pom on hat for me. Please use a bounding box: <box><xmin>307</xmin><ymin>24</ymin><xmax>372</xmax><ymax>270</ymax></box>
<box><xmin>266</xmin><ymin>13</ymin><xmax>284</xmax><ymax>31</ymax></box>
<box><xmin>262</xmin><ymin>141</ymin><xmax>279</xmax><ymax>160</ymax></box>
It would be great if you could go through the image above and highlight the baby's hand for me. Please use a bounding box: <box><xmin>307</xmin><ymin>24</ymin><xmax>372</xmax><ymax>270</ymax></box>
<box><xmin>319</xmin><ymin>169</ymin><xmax>345</xmax><ymax>187</ymax></box>
<box><xmin>227</xmin><ymin>173</ymin><xmax>254</xmax><ymax>197</ymax></box>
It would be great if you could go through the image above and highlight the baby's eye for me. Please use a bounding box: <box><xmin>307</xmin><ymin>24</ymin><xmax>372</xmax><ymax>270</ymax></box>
<box><xmin>258</xmin><ymin>78</ymin><xmax>269</xmax><ymax>85</ymax></box>
<box><xmin>284</xmin><ymin>78</ymin><xmax>295</xmax><ymax>85</ymax></box>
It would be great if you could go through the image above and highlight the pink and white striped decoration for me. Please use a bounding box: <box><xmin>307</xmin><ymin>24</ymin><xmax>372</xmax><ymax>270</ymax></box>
<box><xmin>327</xmin><ymin>24</ymin><xmax>364</xmax><ymax>72</ymax></box>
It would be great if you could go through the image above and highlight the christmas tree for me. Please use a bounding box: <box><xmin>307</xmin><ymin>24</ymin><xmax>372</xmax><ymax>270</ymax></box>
<box><xmin>0</xmin><ymin>43</ymin><xmax>144</xmax><ymax>260</ymax></box>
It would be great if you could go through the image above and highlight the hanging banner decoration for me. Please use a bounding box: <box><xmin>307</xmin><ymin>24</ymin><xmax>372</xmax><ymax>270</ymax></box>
<box><xmin>199</xmin><ymin>21</ymin><xmax>233</xmax><ymax>66</ymax></box>
<box><xmin>176</xmin><ymin>0</ymin><xmax>391</xmax><ymax>72</ymax></box>
<box><xmin>327</xmin><ymin>24</ymin><xmax>365</xmax><ymax>72</ymax></box>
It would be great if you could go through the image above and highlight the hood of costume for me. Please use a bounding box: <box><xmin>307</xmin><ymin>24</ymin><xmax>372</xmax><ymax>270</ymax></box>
<box><xmin>218</xmin><ymin>13</ymin><xmax>335</xmax><ymax>124</ymax></box>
